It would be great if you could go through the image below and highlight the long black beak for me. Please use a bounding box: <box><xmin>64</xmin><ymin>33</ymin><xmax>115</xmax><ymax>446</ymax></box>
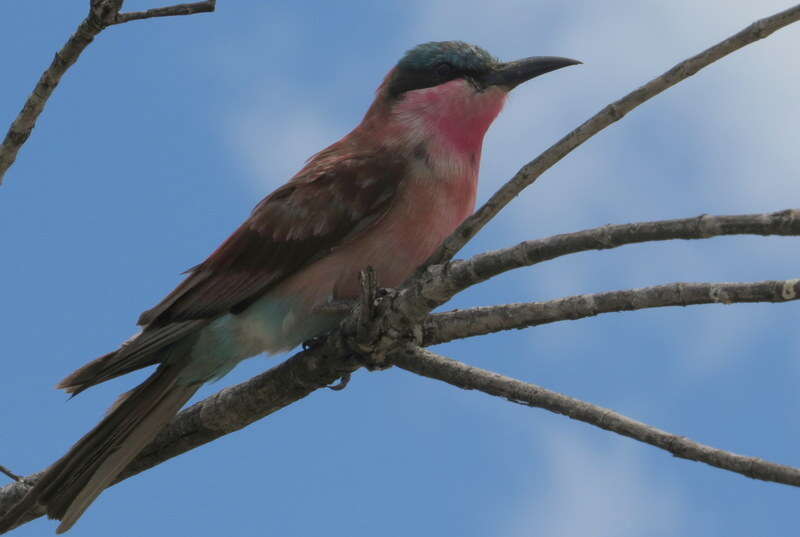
<box><xmin>484</xmin><ymin>56</ymin><xmax>581</xmax><ymax>90</ymax></box>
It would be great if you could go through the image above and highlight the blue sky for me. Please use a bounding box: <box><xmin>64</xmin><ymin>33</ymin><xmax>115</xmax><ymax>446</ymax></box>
<box><xmin>2</xmin><ymin>1</ymin><xmax>800</xmax><ymax>535</ymax></box>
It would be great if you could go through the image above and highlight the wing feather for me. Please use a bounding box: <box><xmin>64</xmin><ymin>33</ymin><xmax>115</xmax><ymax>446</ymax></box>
<box><xmin>138</xmin><ymin>152</ymin><xmax>406</xmax><ymax>327</ymax></box>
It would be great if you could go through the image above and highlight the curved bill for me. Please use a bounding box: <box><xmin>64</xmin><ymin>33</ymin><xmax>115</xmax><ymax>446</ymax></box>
<box><xmin>484</xmin><ymin>56</ymin><xmax>582</xmax><ymax>90</ymax></box>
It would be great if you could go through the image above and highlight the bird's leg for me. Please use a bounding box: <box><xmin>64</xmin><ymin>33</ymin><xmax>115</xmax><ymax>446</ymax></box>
<box><xmin>326</xmin><ymin>372</ymin><xmax>352</xmax><ymax>391</ymax></box>
<box><xmin>302</xmin><ymin>299</ymin><xmax>359</xmax><ymax>388</ymax></box>
<box><xmin>304</xmin><ymin>268</ymin><xmax>396</xmax><ymax>379</ymax></box>
<box><xmin>301</xmin><ymin>333</ymin><xmax>328</xmax><ymax>351</ymax></box>
<box><xmin>299</xmin><ymin>334</ymin><xmax>355</xmax><ymax>390</ymax></box>
<box><xmin>303</xmin><ymin>298</ymin><xmax>356</xmax><ymax>350</ymax></box>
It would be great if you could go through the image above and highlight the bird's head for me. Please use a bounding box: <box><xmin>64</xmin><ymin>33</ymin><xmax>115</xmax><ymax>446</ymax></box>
<box><xmin>370</xmin><ymin>41</ymin><xmax>580</xmax><ymax>154</ymax></box>
<box><xmin>387</xmin><ymin>41</ymin><xmax>579</xmax><ymax>96</ymax></box>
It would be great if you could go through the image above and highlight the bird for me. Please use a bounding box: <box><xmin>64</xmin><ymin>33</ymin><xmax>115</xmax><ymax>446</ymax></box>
<box><xmin>0</xmin><ymin>41</ymin><xmax>579</xmax><ymax>533</ymax></box>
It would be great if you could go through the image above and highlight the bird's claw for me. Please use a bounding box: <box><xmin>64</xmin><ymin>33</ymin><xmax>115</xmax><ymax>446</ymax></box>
<box><xmin>302</xmin><ymin>334</ymin><xmax>328</xmax><ymax>351</ymax></box>
<box><xmin>327</xmin><ymin>372</ymin><xmax>352</xmax><ymax>391</ymax></box>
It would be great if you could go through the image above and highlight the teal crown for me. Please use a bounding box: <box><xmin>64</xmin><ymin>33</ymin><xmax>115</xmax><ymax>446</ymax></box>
<box><xmin>398</xmin><ymin>41</ymin><xmax>497</xmax><ymax>72</ymax></box>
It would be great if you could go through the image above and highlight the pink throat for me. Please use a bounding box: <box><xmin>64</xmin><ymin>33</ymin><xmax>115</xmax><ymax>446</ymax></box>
<box><xmin>393</xmin><ymin>79</ymin><xmax>507</xmax><ymax>155</ymax></box>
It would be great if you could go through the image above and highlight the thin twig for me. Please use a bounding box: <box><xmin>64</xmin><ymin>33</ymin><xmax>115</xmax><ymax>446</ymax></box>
<box><xmin>0</xmin><ymin>1</ymin><xmax>121</xmax><ymax>184</ymax></box>
<box><xmin>0</xmin><ymin>343</ymin><xmax>362</xmax><ymax>529</ymax></box>
<box><xmin>113</xmin><ymin>1</ymin><xmax>216</xmax><ymax>24</ymax></box>
<box><xmin>423</xmin><ymin>278</ymin><xmax>800</xmax><ymax>345</ymax></box>
<box><xmin>0</xmin><ymin>0</ymin><xmax>215</xmax><ymax>185</ymax></box>
<box><xmin>418</xmin><ymin>4</ymin><xmax>800</xmax><ymax>269</ymax></box>
<box><xmin>4</xmin><ymin>207</ymin><xmax>799</xmax><ymax>525</ymax></box>
<box><xmin>403</xmin><ymin>210</ymin><xmax>800</xmax><ymax>317</ymax></box>
<box><xmin>6</xmin><ymin>271</ymin><xmax>799</xmax><ymax>524</ymax></box>
<box><xmin>0</xmin><ymin>468</ymin><xmax>20</xmax><ymax>484</ymax></box>
<box><xmin>3</xmin><ymin>5</ymin><xmax>800</xmax><ymax>530</ymax></box>
<box><xmin>393</xmin><ymin>346</ymin><xmax>800</xmax><ymax>487</ymax></box>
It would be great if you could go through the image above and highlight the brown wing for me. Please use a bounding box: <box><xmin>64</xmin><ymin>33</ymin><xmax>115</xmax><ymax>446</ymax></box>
<box><xmin>138</xmin><ymin>152</ymin><xmax>406</xmax><ymax>327</ymax></box>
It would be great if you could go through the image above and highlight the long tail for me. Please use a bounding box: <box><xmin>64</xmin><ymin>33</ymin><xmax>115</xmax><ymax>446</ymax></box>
<box><xmin>0</xmin><ymin>362</ymin><xmax>200</xmax><ymax>534</ymax></box>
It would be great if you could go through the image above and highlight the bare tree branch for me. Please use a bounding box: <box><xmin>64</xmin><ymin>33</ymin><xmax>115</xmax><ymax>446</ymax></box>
<box><xmin>0</xmin><ymin>469</ymin><xmax>19</xmax><ymax>485</ymax></box>
<box><xmin>4</xmin><ymin>209</ymin><xmax>799</xmax><ymax>525</ymax></box>
<box><xmin>424</xmin><ymin>278</ymin><xmax>800</xmax><ymax>345</ymax></box>
<box><xmin>404</xmin><ymin>210</ymin><xmax>800</xmax><ymax>319</ymax></box>
<box><xmin>0</xmin><ymin>1</ymin><xmax>122</xmax><ymax>184</ymax></box>
<box><xmin>0</xmin><ymin>0</ymin><xmax>215</xmax><ymax>185</ymax></box>
<box><xmin>419</xmin><ymin>4</ymin><xmax>800</xmax><ymax>269</ymax></box>
<box><xmin>5</xmin><ymin>271</ymin><xmax>799</xmax><ymax>525</ymax></box>
<box><xmin>0</xmin><ymin>341</ymin><xmax>363</xmax><ymax>529</ymax></box>
<box><xmin>113</xmin><ymin>1</ymin><xmax>216</xmax><ymax>24</ymax></box>
<box><xmin>393</xmin><ymin>346</ymin><xmax>800</xmax><ymax>487</ymax></box>
<box><xmin>3</xmin><ymin>4</ymin><xmax>800</xmax><ymax>530</ymax></box>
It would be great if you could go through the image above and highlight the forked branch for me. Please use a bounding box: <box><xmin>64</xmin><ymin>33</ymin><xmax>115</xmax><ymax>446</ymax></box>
<box><xmin>112</xmin><ymin>1</ymin><xmax>216</xmax><ymax>24</ymax></box>
<box><xmin>420</xmin><ymin>4</ymin><xmax>800</xmax><ymax>268</ymax></box>
<box><xmin>393</xmin><ymin>347</ymin><xmax>800</xmax><ymax>487</ymax></box>
<box><xmin>0</xmin><ymin>0</ymin><xmax>215</xmax><ymax>184</ymax></box>
<box><xmin>3</xmin><ymin>3</ymin><xmax>800</xmax><ymax>531</ymax></box>
<box><xmin>403</xmin><ymin>210</ymin><xmax>800</xmax><ymax>318</ymax></box>
<box><xmin>424</xmin><ymin>278</ymin><xmax>800</xmax><ymax>345</ymax></box>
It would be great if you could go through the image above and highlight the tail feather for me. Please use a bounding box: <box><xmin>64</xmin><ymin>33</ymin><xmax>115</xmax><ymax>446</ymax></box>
<box><xmin>0</xmin><ymin>362</ymin><xmax>199</xmax><ymax>534</ymax></box>
<box><xmin>58</xmin><ymin>320</ymin><xmax>206</xmax><ymax>396</ymax></box>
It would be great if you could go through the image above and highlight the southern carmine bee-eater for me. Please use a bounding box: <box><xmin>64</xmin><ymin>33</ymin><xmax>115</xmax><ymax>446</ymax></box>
<box><xmin>0</xmin><ymin>41</ymin><xmax>579</xmax><ymax>533</ymax></box>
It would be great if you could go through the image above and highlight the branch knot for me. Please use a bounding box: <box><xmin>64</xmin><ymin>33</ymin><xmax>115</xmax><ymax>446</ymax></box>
<box><xmin>90</xmin><ymin>0</ymin><xmax>124</xmax><ymax>27</ymax></box>
<box><xmin>338</xmin><ymin>268</ymin><xmax>424</xmax><ymax>370</ymax></box>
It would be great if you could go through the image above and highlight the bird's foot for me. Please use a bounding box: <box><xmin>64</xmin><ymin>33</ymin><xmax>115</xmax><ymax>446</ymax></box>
<box><xmin>326</xmin><ymin>372</ymin><xmax>352</xmax><ymax>391</ymax></box>
<box><xmin>302</xmin><ymin>333</ymin><xmax>328</xmax><ymax>351</ymax></box>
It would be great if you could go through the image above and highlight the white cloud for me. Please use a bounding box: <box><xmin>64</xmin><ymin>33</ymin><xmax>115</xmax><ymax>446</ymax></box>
<box><xmin>402</xmin><ymin>1</ymin><xmax>800</xmax><ymax>377</ymax></box>
<box><xmin>218</xmin><ymin>0</ymin><xmax>800</xmax><ymax>378</ymax></box>
<box><xmin>405</xmin><ymin>0</ymin><xmax>800</xmax><ymax>221</ymax></box>
<box><xmin>224</xmin><ymin>85</ymin><xmax>344</xmax><ymax>193</ymax></box>
<box><xmin>504</xmin><ymin>425</ymin><xmax>687</xmax><ymax>537</ymax></box>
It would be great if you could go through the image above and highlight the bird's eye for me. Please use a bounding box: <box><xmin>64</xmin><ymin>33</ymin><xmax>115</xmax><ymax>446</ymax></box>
<box><xmin>435</xmin><ymin>62</ymin><xmax>454</xmax><ymax>77</ymax></box>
